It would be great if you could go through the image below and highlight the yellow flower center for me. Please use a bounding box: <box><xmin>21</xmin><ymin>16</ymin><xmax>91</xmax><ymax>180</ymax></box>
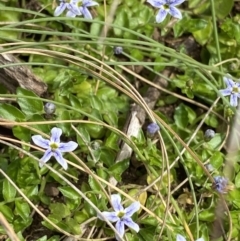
<box><xmin>117</xmin><ymin>211</ymin><xmax>125</xmax><ymax>218</ymax></box>
<box><xmin>50</xmin><ymin>142</ymin><xmax>59</xmax><ymax>151</ymax></box>
<box><xmin>232</xmin><ymin>86</ymin><xmax>239</xmax><ymax>93</ymax></box>
<box><xmin>163</xmin><ymin>4</ymin><xmax>169</xmax><ymax>10</ymax></box>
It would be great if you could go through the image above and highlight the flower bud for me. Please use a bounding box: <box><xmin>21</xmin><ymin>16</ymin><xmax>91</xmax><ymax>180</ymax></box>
<box><xmin>44</xmin><ymin>102</ymin><xmax>56</xmax><ymax>115</ymax></box>
<box><xmin>205</xmin><ymin>163</ymin><xmax>214</xmax><ymax>172</ymax></box>
<box><xmin>204</xmin><ymin>129</ymin><xmax>215</xmax><ymax>139</ymax></box>
<box><xmin>114</xmin><ymin>46</ymin><xmax>123</xmax><ymax>55</ymax></box>
<box><xmin>147</xmin><ymin>123</ymin><xmax>160</xmax><ymax>135</ymax></box>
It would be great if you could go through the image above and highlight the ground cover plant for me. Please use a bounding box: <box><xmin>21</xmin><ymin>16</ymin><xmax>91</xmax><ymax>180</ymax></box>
<box><xmin>0</xmin><ymin>0</ymin><xmax>239</xmax><ymax>240</ymax></box>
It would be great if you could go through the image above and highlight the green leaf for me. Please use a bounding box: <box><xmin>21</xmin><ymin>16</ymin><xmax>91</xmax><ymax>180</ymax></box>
<box><xmin>90</xmin><ymin>95</ymin><xmax>103</xmax><ymax>111</ymax></box>
<box><xmin>36</xmin><ymin>236</ymin><xmax>47</xmax><ymax>241</ymax></box>
<box><xmin>2</xmin><ymin>179</ymin><xmax>16</xmax><ymax>201</ymax></box>
<box><xmin>205</xmin><ymin>114</ymin><xmax>218</xmax><ymax>128</ymax></box>
<box><xmin>88</xmin><ymin>175</ymin><xmax>102</xmax><ymax>191</ymax></box>
<box><xmin>14</xmin><ymin>199</ymin><xmax>31</xmax><ymax>220</ymax></box>
<box><xmin>104</xmin><ymin>133</ymin><xmax>119</xmax><ymax>151</ymax></box>
<box><xmin>29</xmin><ymin>114</ymin><xmax>50</xmax><ymax>133</ymax></box>
<box><xmin>193</xmin><ymin>19</ymin><xmax>213</xmax><ymax>45</ymax></box>
<box><xmin>214</xmin><ymin>0</ymin><xmax>234</xmax><ymax>19</ymax></box>
<box><xmin>58</xmin><ymin>186</ymin><xmax>80</xmax><ymax>200</ymax></box>
<box><xmin>209</xmin><ymin>151</ymin><xmax>223</xmax><ymax>170</ymax></box>
<box><xmin>77</xmin><ymin>126</ymin><xmax>91</xmax><ymax>146</ymax></box>
<box><xmin>73</xmin><ymin>211</ymin><xmax>89</xmax><ymax>224</ymax></box>
<box><xmin>85</xmin><ymin>123</ymin><xmax>106</xmax><ymax>139</ymax></box>
<box><xmin>100</xmin><ymin>147</ymin><xmax>116</xmax><ymax>167</ymax></box>
<box><xmin>207</xmin><ymin>134</ymin><xmax>222</xmax><ymax>149</ymax></box>
<box><xmin>174</xmin><ymin>104</ymin><xmax>189</xmax><ymax>129</ymax></box>
<box><xmin>49</xmin><ymin>203</ymin><xmax>70</xmax><ymax>219</ymax></box>
<box><xmin>12</xmin><ymin>126</ymin><xmax>31</xmax><ymax>142</ymax></box>
<box><xmin>109</xmin><ymin>159</ymin><xmax>129</xmax><ymax>181</ymax></box>
<box><xmin>0</xmin><ymin>205</ymin><xmax>14</xmax><ymax>222</ymax></box>
<box><xmin>47</xmin><ymin>236</ymin><xmax>61</xmax><ymax>241</ymax></box>
<box><xmin>235</xmin><ymin>173</ymin><xmax>240</xmax><ymax>188</ymax></box>
<box><xmin>103</xmin><ymin>112</ymin><xmax>118</xmax><ymax>126</ymax></box>
<box><xmin>199</xmin><ymin>209</ymin><xmax>215</xmax><ymax>221</ymax></box>
<box><xmin>13</xmin><ymin>216</ymin><xmax>32</xmax><ymax>232</ymax></box>
<box><xmin>113</xmin><ymin>9</ymin><xmax>129</xmax><ymax>36</ymax></box>
<box><xmin>17</xmin><ymin>88</ymin><xmax>43</xmax><ymax>115</ymax></box>
<box><xmin>0</xmin><ymin>103</ymin><xmax>25</xmax><ymax>121</ymax></box>
<box><xmin>56</xmin><ymin>110</ymin><xmax>71</xmax><ymax>135</ymax></box>
<box><xmin>139</xmin><ymin>227</ymin><xmax>156</xmax><ymax>241</ymax></box>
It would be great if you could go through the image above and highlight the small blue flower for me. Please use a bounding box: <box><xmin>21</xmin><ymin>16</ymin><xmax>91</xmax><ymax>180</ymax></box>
<box><xmin>98</xmin><ymin>194</ymin><xmax>140</xmax><ymax>241</ymax></box>
<box><xmin>147</xmin><ymin>0</ymin><xmax>185</xmax><ymax>23</ymax></box>
<box><xmin>79</xmin><ymin>0</ymin><xmax>99</xmax><ymax>19</ymax></box>
<box><xmin>32</xmin><ymin>127</ymin><xmax>78</xmax><ymax>170</ymax></box>
<box><xmin>219</xmin><ymin>76</ymin><xmax>240</xmax><ymax>107</ymax></box>
<box><xmin>213</xmin><ymin>176</ymin><xmax>228</xmax><ymax>194</ymax></box>
<box><xmin>54</xmin><ymin>0</ymin><xmax>98</xmax><ymax>18</ymax></box>
<box><xmin>147</xmin><ymin>123</ymin><xmax>160</xmax><ymax>135</ymax></box>
<box><xmin>54</xmin><ymin>0</ymin><xmax>80</xmax><ymax>17</ymax></box>
<box><xmin>177</xmin><ymin>234</ymin><xmax>204</xmax><ymax>241</ymax></box>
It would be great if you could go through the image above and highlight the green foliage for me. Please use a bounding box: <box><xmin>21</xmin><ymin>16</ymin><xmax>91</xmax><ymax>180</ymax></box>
<box><xmin>0</xmin><ymin>0</ymin><xmax>239</xmax><ymax>240</ymax></box>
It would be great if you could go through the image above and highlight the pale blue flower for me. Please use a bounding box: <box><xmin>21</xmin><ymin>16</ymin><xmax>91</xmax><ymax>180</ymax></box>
<box><xmin>147</xmin><ymin>0</ymin><xmax>185</xmax><ymax>23</ymax></box>
<box><xmin>147</xmin><ymin>123</ymin><xmax>160</xmax><ymax>135</ymax></box>
<box><xmin>98</xmin><ymin>194</ymin><xmax>140</xmax><ymax>241</ymax></box>
<box><xmin>32</xmin><ymin>127</ymin><xmax>78</xmax><ymax>170</ymax></box>
<box><xmin>213</xmin><ymin>176</ymin><xmax>228</xmax><ymax>194</ymax></box>
<box><xmin>54</xmin><ymin>0</ymin><xmax>80</xmax><ymax>17</ymax></box>
<box><xmin>219</xmin><ymin>76</ymin><xmax>240</xmax><ymax>107</ymax></box>
<box><xmin>79</xmin><ymin>0</ymin><xmax>99</xmax><ymax>19</ymax></box>
<box><xmin>177</xmin><ymin>234</ymin><xmax>204</xmax><ymax>241</ymax></box>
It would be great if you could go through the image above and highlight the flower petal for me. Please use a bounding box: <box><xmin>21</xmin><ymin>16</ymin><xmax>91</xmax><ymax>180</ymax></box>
<box><xmin>53</xmin><ymin>150</ymin><xmax>68</xmax><ymax>170</ymax></box>
<box><xmin>196</xmin><ymin>238</ymin><xmax>204</xmax><ymax>241</ymax></box>
<box><xmin>66</xmin><ymin>10</ymin><xmax>77</xmax><ymax>17</ymax></box>
<box><xmin>58</xmin><ymin>141</ymin><xmax>78</xmax><ymax>152</ymax></box>
<box><xmin>176</xmin><ymin>234</ymin><xmax>186</xmax><ymax>241</ymax></box>
<box><xmin>39</xmin><ymin>149</ymin><xmax>53</xmax><ymax>167</ymax></box>
<box><xmin>156</xmin><ymin>8</ymin><xmax>168</xmax><ymax>23</ymax></box>
<box><xmin>169</xmin><ymin>6</ymin><xmax>182</xmax><ymax>19</ymax></box>
<box><xmin>68</xmin><ymin>3</ymin><xmax>81</xmax><ymax>15</ymax></box>
<box><xmin>223</xmin><ymin>76</ymin><xmax>234</xmax><ymax>88</ymax></box>
<box><xmin>83</xmin><ymin>0</ymin><xmax>99</xmax><ymax>7</ymax></box>
<box><xmin>80</xmin><ymin>6</ymin><xmax>92</xmax><ymax>19</ymax></box>
<box><xmin>219</xmin><ymin>89</ymin><xmax>231</xmax><ymax>96</ymax></box>
<box><xmin>32</xmin><ymin>135</ymin><xmax>50</xmax><ymax>149</ymax></box>
<box><xmin>147</xmin><ymin>0</ymin><xmax>166</xmax><ymax>7</ymax></box>
<box><xmin>168</xmin><ymin>0</ymin><xmax>185</xmax><ymax>6</ymax></box>
<box><xmin>54</xmin><ymin>2</ymin><xmax>68</xmax><ymax>16</ymax></box>
<box><xmin>115</xmin><ymin>220</ymin><xmax>125</xmax><ymax>241</ymax></box>
<box><xmin>50</xmin><ymin>127</ymin><xmax>62</xmax><ymax>143</ymax></box>
<box><xmin>230</xmin><ymin>93</ymin><xmax>238</xmax><ymax>107</ymax></box>
<box><xmin>123</xmin><ymin>217</ymin><xmax>139</xmax><ymax>232</ymax></box>
<box><xmin>124</xmin><ymin>202</ymin><xmax>140</xmax><ymax>217</ymax></box>
<box><xmin>111</xmin><ymin>194</ymin><xmax>124</xmax><ymax>212</ymax></box>
<box><xmin>98</xmin><ymin>211</ymin><xmax>119</xmax><ymax>222</ymax></box>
